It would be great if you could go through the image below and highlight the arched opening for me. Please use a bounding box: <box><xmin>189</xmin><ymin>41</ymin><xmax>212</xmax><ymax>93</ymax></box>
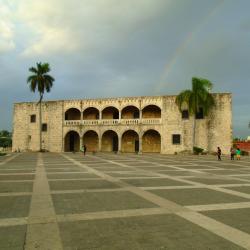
<box><xmin>83</xmin><ymin>107</ymin><xmax>99</xmax><ymax>120</ymax></box>
<box><xmin>101</xmin><ymin>130</ymin><xmax>118</xmax><ymax>152</ymax></box>
<box><xmin>142</xmin><ymin>105</ymin><xmax>161</xmax><ymax>118</ymax></box>
<box><xmin>82</xmin><ymin>130</ymin><xmax>99</xmax><ymax>152</ymax></box>
<box><xmin>64</xmin><ymin>131</ymin><xmax>80</xmax><ymax>152</ymax></box>
<box><xmin>142</xmin><ymin>130</ymin><xmax>161</xmax><ymax>153</ymax></box>
<box><xmin>121</xmin><ymin>106</ymin><xmax>139</xmax><ymax>119</ymax></box>
<box><xmin>102</xmin><ymin>107</ymin><xmax>119</xmax><ymax>119</ymax></box>
<box><xmin>65</xmin><ymin>108</ymin><xmax>81</xmax><ymax>120</ymax></box>
<box><xmin>121</xmin><ymin>130</ymin><xmax>139</xmax><ymax>153</ymax></box>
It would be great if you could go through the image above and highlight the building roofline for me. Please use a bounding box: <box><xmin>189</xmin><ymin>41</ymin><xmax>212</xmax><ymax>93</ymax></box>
<box><xmin>14</xmin><ymin>92</ymin><xmax>232</xmax><ymax>105</ymax></box>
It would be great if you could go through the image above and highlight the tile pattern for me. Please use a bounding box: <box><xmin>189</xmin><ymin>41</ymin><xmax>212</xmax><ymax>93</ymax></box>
<box><xmin>0</xmin><ymin>152</ymin><xmax>250</xmax><ymax>249</ymax></box>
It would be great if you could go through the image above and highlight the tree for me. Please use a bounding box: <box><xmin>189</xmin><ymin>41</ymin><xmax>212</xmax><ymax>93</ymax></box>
<box><xmin>175</xmin><ymin>77</ymin><xmax>215</xmax><ymax>151</ymax></box>
<box><xmin>0</xmin><ymin>130</ymin><xmax>12</xmax><ymax>148</ymax></box>
<box><xmin>27</xmin><ymin>62</ymin><xmax>55</xmax><ymax>151</ymax></box>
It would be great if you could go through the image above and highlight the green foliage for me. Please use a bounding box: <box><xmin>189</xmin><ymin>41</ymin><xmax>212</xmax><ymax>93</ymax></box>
<box><xmin>193</xmin><ymin>146</ymin><xmax>204</xmax><ymax>155</ymax></box>
<box><xmin>175</xmin><ymin>77</ymin><xmax>215</xmax><ymax>116</ymax></box>
<box><xmin>233</xmin><ymin>137</ymin><xmax>243</xmax><ymax>142</ymax></box>
<box><xmin>0</xmin><ymin>152</ymin><xmax>7</xmax><ymax>156</ymax></box>
<box><xmin>27</xmin><ymin>62</ymin><xmax>55</xmax><ymax>102</ymax></box>
<box><xmin>0</xmin><ymin>130</ymin><xmax>12</xmax><ymax>148</ymax></box>
<box><xmin>241</xmin><ymin>150</ymin><xmax>249</xmax><ymax>156</ymax></box>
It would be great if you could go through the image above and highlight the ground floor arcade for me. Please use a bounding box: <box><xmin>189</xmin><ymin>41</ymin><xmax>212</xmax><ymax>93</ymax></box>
<box><xmin>64</xmin><ymin>129</ymin><xmax>161</xmax><ymax>153</ymax></box>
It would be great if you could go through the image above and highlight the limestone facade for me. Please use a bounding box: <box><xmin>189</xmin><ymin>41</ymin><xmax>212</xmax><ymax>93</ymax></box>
<box><xmin>12</xmin><ymin>93</ymin><xmax>232</xmax><ymax>154</ymax></box>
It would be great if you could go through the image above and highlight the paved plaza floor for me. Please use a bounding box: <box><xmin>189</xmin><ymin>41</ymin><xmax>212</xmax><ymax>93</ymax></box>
<box><xmin>1</xmin><ymin>153</ymin><xmax>250</xmax><ymax>249</ymax></box>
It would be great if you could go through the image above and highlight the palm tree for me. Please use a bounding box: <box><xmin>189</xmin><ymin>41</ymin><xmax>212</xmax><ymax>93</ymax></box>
<box><xmin>27</xmin><ymin>62</ymin><xmax>55</xmax><ymax>152</ymax></box>
<box><xmin>175</xmin><ymin>77</ymin><xmax>215</xmax><ymax>151</ymax></box>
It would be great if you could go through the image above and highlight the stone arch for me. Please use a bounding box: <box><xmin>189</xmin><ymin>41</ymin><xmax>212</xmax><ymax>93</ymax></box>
<box><xmin>121</xmin><ymin>105</ymin><xmax>140</xmax><ymax>119</ymax></box>
<box><xmin>102</xmin><ymin>106</ymin><xmax>119</xmax><ymax>119</ymax></box>
<box><xmin>121</xmin><ymin>130</ymin><xmax>139</xmax><ymax>153</ymax></box>
<box><xmin>142</xmin><ymin>129</ymin><xmax>161</xmax><ymax>153</ymax></box>
<box><xmin>82</xmin><ymin>130</ymin><xmax>99</xmax><ymax>152</ymax></box>
<box><xmin>65</xmin><ymin>108</ymin><xmax>81</xmax><ymax>120</ymax></box>
<box><xmin>142</xmin><ymin>105</ymin><xmax>161</xmax><ymax>118</ymax></box>
<box><xmin>64</xmin><ymin>130</ymin><xmax>80</xmax><ymax>152</ymax></box>
<box><xmin>83</xmin><ymin>107</ymin><xmax>99</xmax><ymax>120</ymax></box>
<box><xmin>101</xmin><ymin>130</ymin><xmax>118</xmax><ymax>152</ymax></box>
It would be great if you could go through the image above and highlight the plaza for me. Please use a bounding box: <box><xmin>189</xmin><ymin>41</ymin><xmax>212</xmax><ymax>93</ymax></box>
<box><xmin>0</xmin><ymin>152</ymin><xmax>250</xmax><ymax>249</ymax></box>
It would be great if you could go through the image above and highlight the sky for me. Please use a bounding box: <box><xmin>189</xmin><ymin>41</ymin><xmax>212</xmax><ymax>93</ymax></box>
<box><xmin>0</xmin><ymin>0</ymin><xmax>249</xmax><ymax>138</ymax></box>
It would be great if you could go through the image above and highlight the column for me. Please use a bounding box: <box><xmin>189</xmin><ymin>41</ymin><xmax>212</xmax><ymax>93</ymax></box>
<box><xmin>80</xmin><ymin>136</ymin><xmax>83</xmax><ymax>151</ymax></box>
<box><xmin>98</xmin><ymin>136</ymin><xmax>102</xmax><ymax>152</ymax></box>
<box><xmin>118</xmin><ymin>136</ymin><xmax>122</xmax><ymax>153</ymax></box>
<box><xmin>139</xmin><ymin>134</ymin><xmax>142</xmax><ymax>154</ymax></box>
<box><xmin>80</xmin><ymin>110</ymin><xmax>83</xmax><ymax>125</ymax></box>
<box><xmin>139</xmin><ymin>110</ymin><xmax>142</xmax><ymax>122</ymax></box>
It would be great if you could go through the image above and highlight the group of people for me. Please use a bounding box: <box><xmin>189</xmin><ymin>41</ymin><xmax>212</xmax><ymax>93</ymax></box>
<box><xmin>217</xmin><ymin>146</ymin><xmax>241</xmax><ymax>161</ymax></box>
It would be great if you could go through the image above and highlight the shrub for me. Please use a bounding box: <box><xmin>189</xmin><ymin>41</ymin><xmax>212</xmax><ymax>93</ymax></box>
<box><xmin>241</xmin><ymin>150</ymin><xmax>249</xmax><ymax>156</ymax></box>
<box><xmin>193</xmin><ymin>146</ymin><xmax>204</xmax><ymax>155</ymax></box>
<box><xmin>0</xmin><ymin>152</ymin><xmax>6</xmax><ymax>156</ymax></box>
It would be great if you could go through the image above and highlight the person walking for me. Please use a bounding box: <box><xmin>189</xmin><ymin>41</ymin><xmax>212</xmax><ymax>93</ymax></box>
<box><xmin>236</xmin><ymin>148</ymin><xmax>241</xmax><ymax>160</ymax></box>
<box><xmin>217</xmin><ymin>147</ymin><xmax>222</xmax><ymax>161</ymax></box>
<box><xmin>230</xmin><ymin>147</ymin><xmax>235</xmax><ymax>160</ymax></box>
<box><xmin>83</xmin><ymin>144</ymin><xmax>87</xmax><ymax>156</ymax></box>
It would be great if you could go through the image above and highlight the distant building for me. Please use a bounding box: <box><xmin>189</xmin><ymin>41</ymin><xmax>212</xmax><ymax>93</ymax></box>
<box><xmin>12</xmin><ymin>93</ymin><xmax>232</xmax><ymax>154</ymax></box>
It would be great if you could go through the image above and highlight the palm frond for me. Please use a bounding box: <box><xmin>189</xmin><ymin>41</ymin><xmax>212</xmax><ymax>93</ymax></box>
<box><xmin>27</xmin><ymin>62</ymin><xmax>55</xmax><ymax>98</ymax></box>
<box><xmin>175</xmin><ymin>90</ymin><xmax>192</xmax><ymax>112</ymax></box>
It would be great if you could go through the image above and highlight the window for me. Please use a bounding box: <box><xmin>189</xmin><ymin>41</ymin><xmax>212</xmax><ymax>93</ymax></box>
<box><xmin>134</xmin><ymin>111</ymin><xmax>140</xmax><ymax>119</ymax></box>
<box><xmin>172</xmin><ymin>134</ymin><xmax>181</xmax><ymax>145</ymax></box>
<box><xmin>30</xmin><ymin>115</ymin><xmax>36</xmax><ymax>123</ymax></box>
<box><xmin>196</xmin><ymin>107</ymin><xmax>204</xmax><ymax>119</ymax></box>
<box><xmin>42</xmin><ymin>123</ymin><xmax>47</xmax><ymax>132</ymax></box>
<box><xmin>182</xmin><ymin>110</ymin><xmax>189</xmax><ymax>119</ymax></box>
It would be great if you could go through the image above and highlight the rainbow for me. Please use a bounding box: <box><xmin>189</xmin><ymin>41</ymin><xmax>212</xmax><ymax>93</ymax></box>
<box><xmin>154</xmin><ymin>0</ymin><xmax>225</xmax><ymax>93</ymax></box>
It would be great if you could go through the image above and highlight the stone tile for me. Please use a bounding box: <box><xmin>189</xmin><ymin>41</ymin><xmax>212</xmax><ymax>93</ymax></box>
<box><xmin>0</xmin><ymin>169</ymin><xmax>35</xmax><ymax>174</ymax></box>
<box><xmin>0</xmin><ymin>182</ymin><xmax>33</xmax><ymax>193</ymax></box>
<box><xmin>52</xmin><ymin>191</ymin><xmax>157</xmax><ymax>214</ymax></box>
<box><xmin>0</xmin><ymin>195</ymin><xmax>31</xmax><ymax>218</ymax></box>
<box><xmin>149</xmin><ymin>188</ymin><xmax>248</xmax><ymax>206</ymax></box>
<box><xmin>49</xmin><ymin>179</ymin><xmax>119</xmax><ymax>190</ymax></box>
<box><xmin>202</xmin><ymin>169</ymin><xmax>249</xmax><ymax>175</ymax></box>
<box><xmin>123</xmin><ymin>178</ymin><xmax>190</xmax><ymax>187</ymax></box>
<box><xmin>202</xmin><ymin>208</ymin><xmax>250</xmax><ymax>235</ymax></box>
<box><xmin>46</xmin><ymin>168</ymin><xmax>86</xmax><ymax>173</ymax></box>
<box><xmin>224</xmin><ymin>186</ymin><xmax>250</xmax><ymax>195</ymax></box>
<box><xmin>137</xmin><ymin>166</ymin><xmax>179</xmax><ymax>171</ymax></box>
<box><xmin>0</xmin><ymin>174</ymin><xmax>35</xmax><ymax>181</ymax></box>
<box><xmin>47</xmin><ymin>173</ymin><xmax>99</xmax><ymax>179</ymax></box>
<box><xmin>107</xmin><ymin>172</ymin><xmax>156</xmax><ymax>178</ymax></box>
<box><xmin>59</xmin><ymin>214</ymin><xmax>243</xmax><ymax>250</ymax></box>
<box><xmin>0</xmin><ymin>225</ymin><xmax>27</xmax><ymax>250</ymax></box>
<box><xmin>93</xmin><ymin>167</ymin><xmax>130</xmax><ymax>171</ymax></box>
<box><xmin>187</xmin><ymin>177</ymin><xmax>248</xmax><ymax>185</ymax></box>
<box><xmin>156</xmin><ymin>170</ymin><xmax>196</xmax><ymax>176</ymax></box>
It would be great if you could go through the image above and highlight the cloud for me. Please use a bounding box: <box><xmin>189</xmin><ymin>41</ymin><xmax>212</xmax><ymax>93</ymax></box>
<box><xmin>0</xmin><ymin>2</ymin><xmax>15</xmax><ymax>53</ymax></box>
<box><xmin>17</xmin><ymin>0</ymin><xmax>169</xmax><ymax>56</ymax></box>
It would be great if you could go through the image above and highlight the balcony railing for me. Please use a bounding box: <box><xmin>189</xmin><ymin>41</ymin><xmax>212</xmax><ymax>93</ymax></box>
<box><xmin>64</xmin><ymin>118</ymin><xmax>161</xmax><ymax>126</ymax></box>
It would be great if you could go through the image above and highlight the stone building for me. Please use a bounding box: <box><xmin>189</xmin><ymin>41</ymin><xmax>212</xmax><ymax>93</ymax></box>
<box><xmin>12</xmin><ymin>93</ymin><xmax>232</xmax><ymax>154</ymax></box>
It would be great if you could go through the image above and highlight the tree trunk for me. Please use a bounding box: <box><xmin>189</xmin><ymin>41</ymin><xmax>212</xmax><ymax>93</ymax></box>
<box><xmin>192</xmin><ymin>115</ymin><xmax>196</xmax><ymax>152</ymax></box>
<box><xmin>39</xmin><ymin>97</ymin><xmax>42</xmax><ymax>152</ymax></box>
